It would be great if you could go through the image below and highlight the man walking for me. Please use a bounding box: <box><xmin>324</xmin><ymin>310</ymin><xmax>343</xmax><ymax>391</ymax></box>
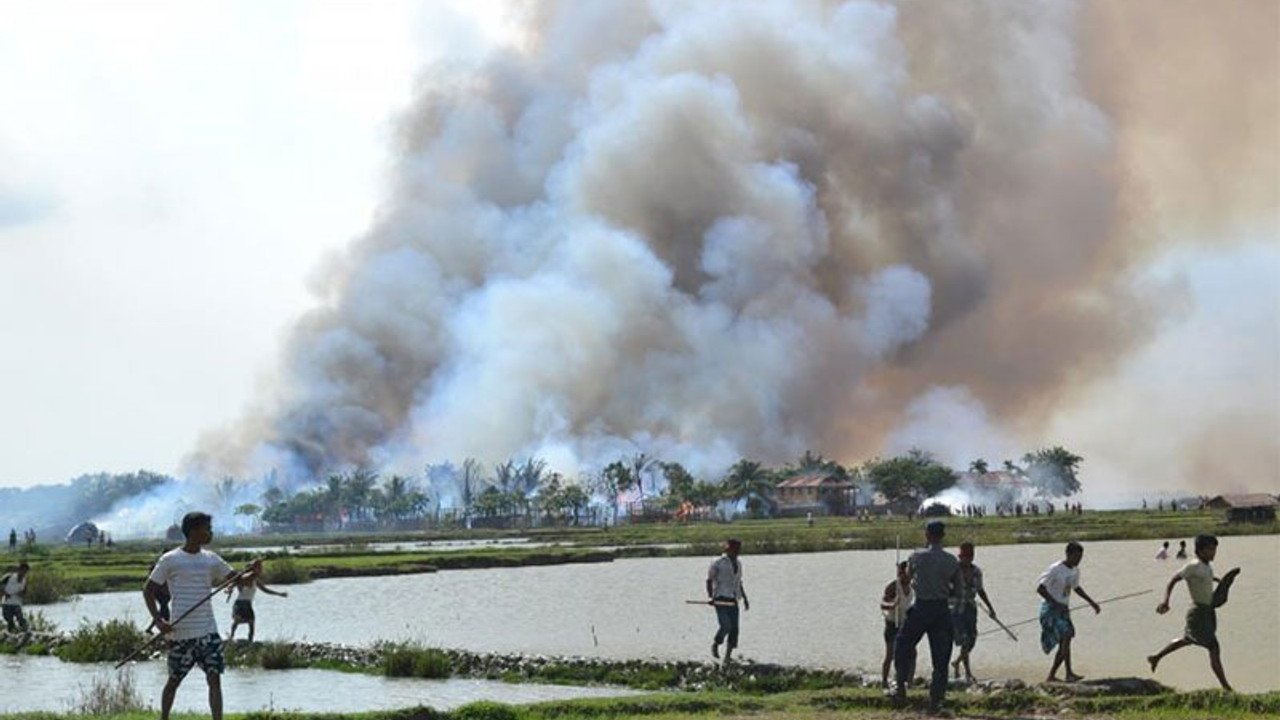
<box><xmin>706</xmin><ymin>538</ymin><xmax>749</xmax><ymax>666</ymax></box>
<box><xmin>893</xmin><ymin>520</ymin><xmax>962</xmax><ymax>715</ymax></box>
<box><xmin>1036</xmin><ymin>541</ymin><xmax>1101</xmax><ymax>682</ymax></box>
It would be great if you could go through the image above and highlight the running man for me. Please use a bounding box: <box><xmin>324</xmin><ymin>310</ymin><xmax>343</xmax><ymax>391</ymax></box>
<box><xmin>706</xmin><ymin>538</ymin><xmax>749</xmax><ymax>666</ymax></box>
<box><xmin>226</xmin><ymin>568</ymin><xmax>288</xmax><ymax>642</ymax></box>
<box><xmin>1036</xmin><ymin>541</ymin><xmax>1101</xmax><ymax>682</ymax></box>
<box><xmin>1147</xmin><ymin>534</ymin><xmax>1241</xmax><ymax>691</ymax></box>
<box><xmin>879</xmin><ymin>561</ymin><xmax>912</xmax><ymax>689</ymax></box>
<box><xmin>950</xmin><ymin>541</ymin><xmax>998</xmax><ymax>682</ymax></box>
<box><xmin>893</xmin><ymin>520</ymin><xmax>963</xmax><ymax>715</ymax></box>
<box><xmin>1</xmin><ymin>562</ymin><xmax>30</xmax><ymax>633</ymax></box>
<box><xmin>144</xmin><ymin>511</ymin><xmax>260</xmax><ymax>720</ymax></box>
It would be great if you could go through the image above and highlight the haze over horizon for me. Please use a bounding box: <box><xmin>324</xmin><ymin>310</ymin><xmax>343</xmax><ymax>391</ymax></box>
<box><xmin>2</xmin><ymin>0</ymin><xmax>1276</xmax><ymax>509</ymax></box>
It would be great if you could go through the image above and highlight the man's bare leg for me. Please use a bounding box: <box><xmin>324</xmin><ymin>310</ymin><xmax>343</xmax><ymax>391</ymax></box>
<box><xmin>1208</xmin><ymin>646</ymin><xmax>1232</xmax><ymax>691</ymax></box>
<box><xmin>1148</xmin><ymin>638</ymin><xmax>1192</xmax><ymax>671</ymax></box>
<box><xmin>207</xmin><ymin>672</ymin><xmax>223</xmax><ymax>720</ymax></box>
<box><xmin>160</xmin><ymin>677</ymin><xmax>181</xmax><ymax>720</ymax></box>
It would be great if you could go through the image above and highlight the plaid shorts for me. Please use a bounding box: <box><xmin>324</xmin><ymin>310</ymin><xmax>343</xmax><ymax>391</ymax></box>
<box><xmin>167</xmin><ymin>633</ymin><xmax>225</xmax><ymax>680</ymax></box>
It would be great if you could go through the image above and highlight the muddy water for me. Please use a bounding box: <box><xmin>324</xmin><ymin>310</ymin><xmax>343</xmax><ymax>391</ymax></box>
<box><xmin>35</xmin><ymin>535</ymin><xmax>1279</xmax><ymax>694</ymax></box>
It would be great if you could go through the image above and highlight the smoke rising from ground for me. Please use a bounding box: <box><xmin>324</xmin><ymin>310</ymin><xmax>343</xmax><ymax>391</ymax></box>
<box><xmin>190</xmin><ymin>0</ymin><xmax>1277</xmax><ymax>500</ymax></box>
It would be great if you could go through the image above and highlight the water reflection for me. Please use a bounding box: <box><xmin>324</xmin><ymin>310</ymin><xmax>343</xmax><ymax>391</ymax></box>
<box><xmin>0</xmin><ymin>656</ymin><xmax>638</xmax><ymax>714</ymax></box>
<box><xmin>36</xmin><ymin>535</ymin><xmax>1279</xmax><ymax>694</ymax></box>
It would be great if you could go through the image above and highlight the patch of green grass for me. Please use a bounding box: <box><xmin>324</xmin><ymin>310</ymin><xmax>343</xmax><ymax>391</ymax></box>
<box><xmin>380</xmin><ymin>643</ymin><xmax>451</xmax><ymax>679</ymax></box>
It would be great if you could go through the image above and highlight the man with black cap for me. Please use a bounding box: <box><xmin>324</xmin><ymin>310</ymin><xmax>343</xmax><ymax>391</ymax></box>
<box><xmin>893</xmin><ymin>520</ymin><xmax>962</xmax><ymax>715</ymax></box>
<box><xmin>706</xmin><ymin>538</ymin><xmax>749</xmax><ymax>666</ymax></box>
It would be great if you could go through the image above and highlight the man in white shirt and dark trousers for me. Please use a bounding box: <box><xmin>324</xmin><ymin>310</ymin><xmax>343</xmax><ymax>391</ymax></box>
<box><xmin>145</xmin><ymin>511</ymin><xmax>260</xmax><ymax>720</ymax></box>
<box><xmin>706</xmin><ymin>538</ymin><xmax>749</xmax><ymax>667</ymax></box>
<box><xmin>1</xmin><ymin>561</ymin><xmax>29</xmax><ymax>634</ymax></box>
<box><xmin>893</xmin><ymin>520</ymin><xmax>962</xmax><ymax>715</ymax></box>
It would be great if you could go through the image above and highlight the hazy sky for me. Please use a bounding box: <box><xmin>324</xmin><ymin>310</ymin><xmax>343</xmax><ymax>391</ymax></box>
<box><xmin>0</xmin><ymin>0</ymin><xmax>510</xmax><ymax>487</ymax></box>
<box><xmin>1</xmin><ymin>1</ymin><xmax>1276</xmax><ymax>504</ymax></box>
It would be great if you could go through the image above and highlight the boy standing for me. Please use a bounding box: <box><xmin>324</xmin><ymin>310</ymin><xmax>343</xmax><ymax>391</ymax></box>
<box><xmin>144</xmin><ymin>512</ymin><xmax>258</xmax><ymax>720</ymax></box>
<box><xmin>879</xmin><ymin>561</ymin><xmax>912</xmax><ymax>689</ymax></box>
<box><xmin>706</xmin><ymin>538</ymin><xmax>749</xmax><ymax>666</ymax></box>
<box><xmin>1</xmin><ymin>562</ymin><xmax>29</xmax><ymax>633</ymax></box>
<box><xmin>1147</xmin><ymin>534</ymin><xmax>1240</xmax><ymax>691</ymax></box>
<box><xmin>1036</xmin><ymin>541</ymin><xmax>1101</xmax><ymax>682</ymax></box>
<box><xmin>951</xmin><ymin>542</ymin><xmax>998</xmax><ymax>682</ymax></box>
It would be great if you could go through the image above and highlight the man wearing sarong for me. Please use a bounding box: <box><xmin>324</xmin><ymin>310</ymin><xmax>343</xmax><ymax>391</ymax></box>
<box><xmin>950</xmin><ymin>542</ymin><xmax>997</xmax><ymax>682</ymax></box>
<box><xmin>1036</xmin><ymin>541</ymin><xmax>1100</xmax><ymax>682</ymax></box>
<box><xmin>893</xmin><ymin>520</ymin><xmax>962</xmax><ymax>715</ymax></box>
<box><xmin>1146</xmin><ymin>534</ymin><xmax>1240</xmax><ymax>691</ymax></box>
<box><xmin>706</xmin><ymin>538</ymin><xmax>748</xmax><ymax>666</ymax></box>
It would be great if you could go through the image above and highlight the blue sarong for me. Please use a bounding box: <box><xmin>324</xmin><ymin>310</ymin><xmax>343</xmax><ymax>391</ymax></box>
<box><xmin>1039</xmin><ymin>600</ymin><xmax>1074</xmax><ymax>655</ymax></box>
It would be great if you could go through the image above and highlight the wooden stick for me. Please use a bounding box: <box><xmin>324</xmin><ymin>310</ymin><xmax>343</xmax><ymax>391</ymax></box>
<box><xmin>115</xmin><ymin>565</ymin><xmax>255</xmax><ymax>669</ymax></box>
<box><xmin>978</xmin><ymin>589</ymin><xmax>1154</xmax><ymax>636</ymax></box>
<box><xmin>987</xmin><ymin>611</ymin><xmax>1019</xmax><ymax>641</ymax></box>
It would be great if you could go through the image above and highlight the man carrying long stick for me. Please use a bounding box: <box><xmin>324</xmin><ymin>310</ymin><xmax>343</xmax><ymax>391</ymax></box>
<box><xmin>706</xmin><ymin>538</ymin><xmax>749</xmax><ymax>666</ymax></box>
<box><xmin>145</xmin><ymin>511</ymin><xmax>261</xmax><ymax>720</ymax></box>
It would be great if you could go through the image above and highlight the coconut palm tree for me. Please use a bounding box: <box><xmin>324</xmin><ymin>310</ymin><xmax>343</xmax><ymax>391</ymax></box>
<box><xmin>721</xmin><ymin>459</ymin><xmax>776</xmax><ymax>518</ymax></box>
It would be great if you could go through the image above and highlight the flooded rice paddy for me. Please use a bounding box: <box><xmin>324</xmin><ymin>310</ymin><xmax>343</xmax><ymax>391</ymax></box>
<box><xmin>20</xmin><ymin>534</ymin><xmax>1279</xmax><ymax>705</ymax></box>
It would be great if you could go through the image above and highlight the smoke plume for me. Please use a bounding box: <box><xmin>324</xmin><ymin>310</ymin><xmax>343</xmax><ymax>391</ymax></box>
<box><xmin>189</xmin><ymin>0</ymin><xmax>1278</xmax><ymax>500</ymax></box>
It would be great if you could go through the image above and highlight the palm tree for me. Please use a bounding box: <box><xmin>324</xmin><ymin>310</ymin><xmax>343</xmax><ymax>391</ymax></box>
<box><xmin>722</xmin><ymin>459</ymin><xmax>775</xmax><ymax>518</ymax></box>
<box><xmin>629</xmin><ymin>452</ymin><xmax>656</xmax><ymax>511</ymax></box>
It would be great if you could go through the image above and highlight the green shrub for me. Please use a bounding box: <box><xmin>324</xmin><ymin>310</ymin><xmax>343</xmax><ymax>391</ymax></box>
<box><xmin>21</xmin><ymin>567</ymin><xmax>74</xmax><ymax>604</ymax></box>
<box><xmin>259</xmin><ymin>641</ymin><xmax>295</xmax><ymax>670</ymax></box>
<box><xmin>23</xmin><ymin>609</ymin><xmax>57</xmax><ymax>633</ymax></box>
<box><xmin>56</xmin><ymin>618</ymin><xmax>147</xmax><ymax>663</ymax></box>
<box><xmin>261</xmin><ymin>556</ymin><xmax>310</xmax><ymax>584</ymax></box>
<box><xmin>451</xmin><ymin>701</ymin><xmax>519</xmax><ymax>720</ymax></box>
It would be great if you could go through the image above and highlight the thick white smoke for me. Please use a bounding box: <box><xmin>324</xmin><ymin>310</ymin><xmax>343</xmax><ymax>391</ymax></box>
<box><xmin>188</xmin><ymin>0</ymin><xmax>1277</xmax><ymax>499</ymax></box>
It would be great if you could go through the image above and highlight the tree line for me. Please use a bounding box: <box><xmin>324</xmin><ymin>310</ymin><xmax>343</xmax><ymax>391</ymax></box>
<box><xmin>245</xmin><ymin>446</ymin><xmax>1083</xmax><ymax>528</ymax></box>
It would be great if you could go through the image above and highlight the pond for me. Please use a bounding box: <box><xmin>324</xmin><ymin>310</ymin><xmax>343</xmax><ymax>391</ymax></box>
<box><xmin>0</xmin><ymin>655</ymin><xmax>639</xmax><ymax>713</ymax></box>
<box><xmin>32</xmin><ymin>534</ymin><xmax>1280</xmax><ymax>695</ymax></box>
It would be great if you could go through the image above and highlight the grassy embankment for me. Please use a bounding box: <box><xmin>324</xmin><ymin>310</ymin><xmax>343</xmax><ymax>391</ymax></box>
<box><xmin>3</xmin><ymin>685</ymin><xmax>1280</xmax><ymax>720</ymax></box>
<box><xmin>5</xmin><ymin>509</ymin><xmax>1273</xmax><ymax>601</ymax></box>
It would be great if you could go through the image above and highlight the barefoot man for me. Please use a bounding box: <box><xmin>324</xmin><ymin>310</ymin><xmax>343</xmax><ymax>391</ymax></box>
<box><xmin>951</xmin><ymin>541</ymin><xmax>998</xmax><ymax>682</ymax></box>
<box><xmin>1147</xmin><ymin>534</ymin><xmax>1240</xmax><ymax>691</ymax></box>
<box><xmin>1036</xmin><ymin>541</ymin><xmax>1100</xmax><ymax>682</ymax></box>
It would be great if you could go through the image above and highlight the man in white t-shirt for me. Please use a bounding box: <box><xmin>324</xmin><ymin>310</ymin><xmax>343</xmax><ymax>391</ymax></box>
<box><xmin>706</xmin><ymin>538</ymin><xmax>749</xmax><ymax>666</ymax></box>
<box><xmin>1146</xmin><ymin>534</ymin><xmax>1240</xmax><ymax>691</ymax></box>
<box><xmin>145</xmin><ymin>511</ymin><xmax>258</xmax><ymax>720</ymax></box>
<box><xmin>1036</xmin><ymin>541</ymin><xmax>1100</xmax><ymax>682</ymax></box>
<box><xmin>1</xmin><ymin>561</ymin><xmax>29</xmax><ymax>633</ymax></box>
